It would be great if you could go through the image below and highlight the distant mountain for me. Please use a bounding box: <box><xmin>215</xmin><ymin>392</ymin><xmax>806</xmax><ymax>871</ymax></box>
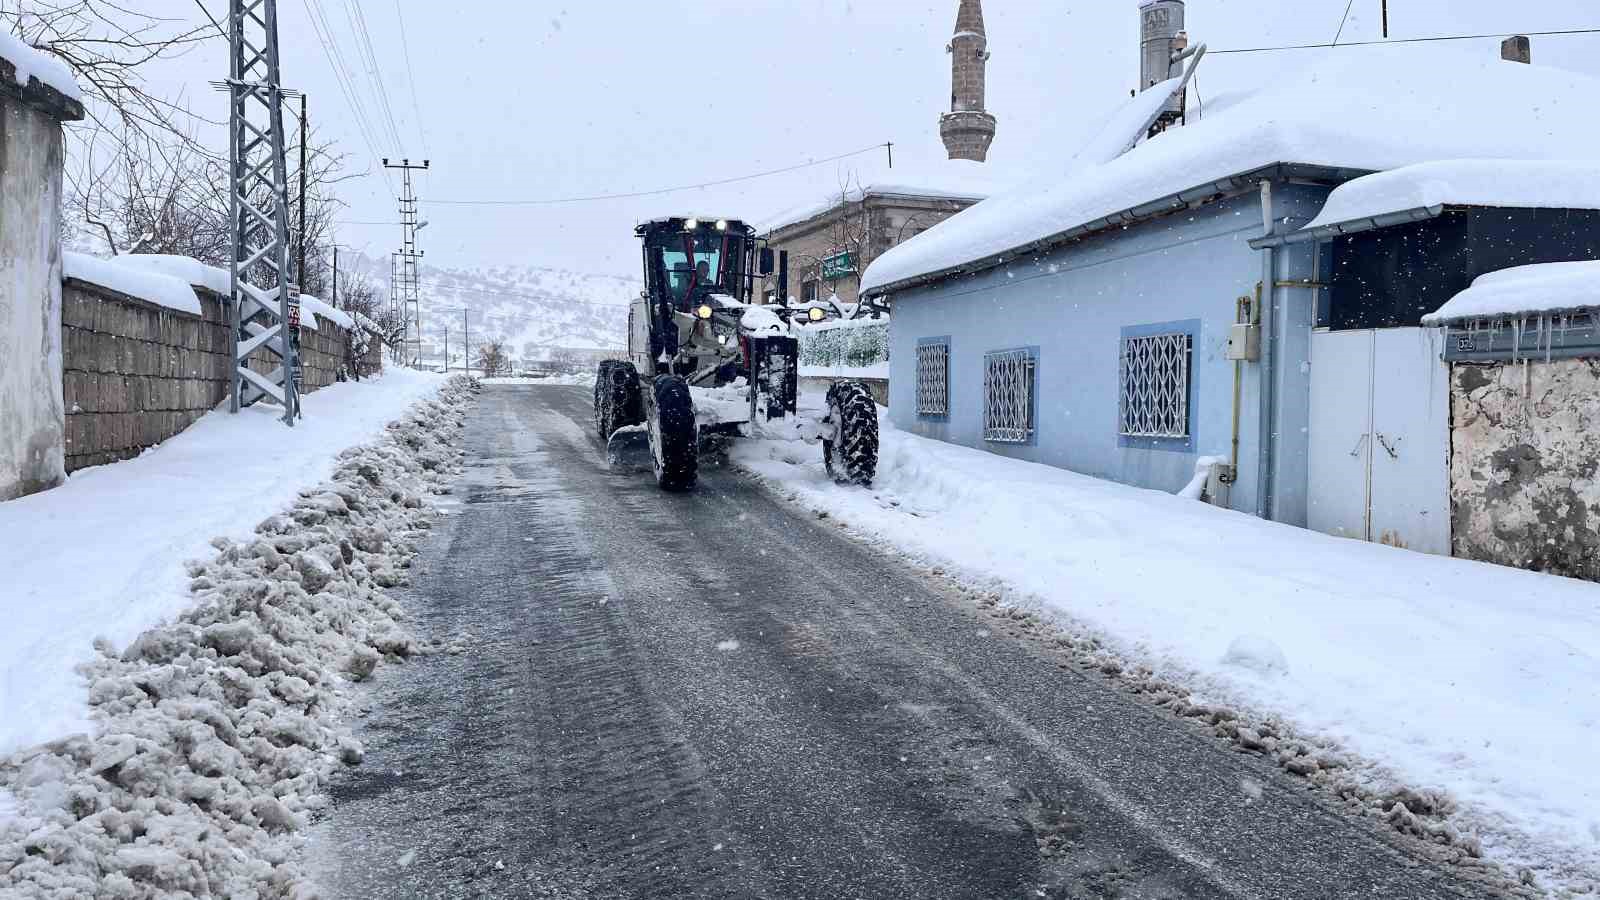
<box><xmin>410</xmin><ymin>261</ymin><xmax>638</xmax><ymax>365</ymax></box>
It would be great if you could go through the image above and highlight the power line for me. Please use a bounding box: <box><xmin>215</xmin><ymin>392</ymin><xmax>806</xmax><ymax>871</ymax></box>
<box><xmin>192</xmin><ymin>0</ymin><xmax>227</xmax><ymax>39</ymax></box>
<box><xmin>392</xmin><ymin>0</ymin><xmax>430</xmax><ymax>158</ymax></box>
<box><xmin>423</xmin><ymin>142</ymin><xmax>892</xmax><ymax>207</ymax></box>
<box><xmin>1331</xmin><ymin>0</ymin><xmax>1357</xmax><ymax>47</ymax></box>
<box><xmin>299</xmin><ymin>0</ymin><xmax>396</xmax><ymax>198</ymax></box>
<box><xmin>343</xmin><ymin>0</ymin><xmax>406</xmax><ymax>153</ymax></box>
<box><xmin>1213</xmin><ymin>26</ymin><xmax>1600</xmax><ymax>55</ymax></box>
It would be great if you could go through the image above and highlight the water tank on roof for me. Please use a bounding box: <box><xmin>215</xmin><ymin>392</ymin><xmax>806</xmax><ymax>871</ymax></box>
<box><xmin>1140</xmin><ymin>0</ymin><xmax>1186</xmax><ymax>118</ymax></box>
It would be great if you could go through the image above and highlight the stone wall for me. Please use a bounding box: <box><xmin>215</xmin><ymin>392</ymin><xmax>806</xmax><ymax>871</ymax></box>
<box><xmin>1449</xmin><ymin>359</ymin><xmax>1600</xmax><ymax>581</ymax></box>
<box><xmin>61</xmin><ymin>279</ymin><xmax>379</xmax><ymax>472</ymax></box>
<box><xmin>0</xmin><ymin>65</ymin><xmax>77</xmax><ymax>500</ymax></box>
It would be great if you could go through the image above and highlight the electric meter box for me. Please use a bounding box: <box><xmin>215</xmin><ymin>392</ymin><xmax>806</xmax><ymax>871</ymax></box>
<box><xmin>1226</xmin><ymin>323</ymin><xmax>1260</xmax><ymax>361</ymax></box>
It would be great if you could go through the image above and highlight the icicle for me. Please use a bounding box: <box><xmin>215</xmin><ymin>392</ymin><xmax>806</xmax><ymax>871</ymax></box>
<box><xmin>1511</xmin><ymin>316</ymin><xmax>1522</xmax><ymax>364</ymax></box>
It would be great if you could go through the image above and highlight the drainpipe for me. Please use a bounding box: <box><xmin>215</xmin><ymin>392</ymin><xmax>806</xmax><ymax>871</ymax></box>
<box><xmin>1255</xmin><ymin>180</ymin><xmax>1278</xmax><ymax>520</ymax></box>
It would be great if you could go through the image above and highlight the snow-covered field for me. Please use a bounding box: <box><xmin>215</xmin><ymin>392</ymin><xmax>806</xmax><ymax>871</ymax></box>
<box><xmin>0</xmin><ymin>374</ymin><xmax>475</xmax><ymax>896</ymax></box>
<box><xmin>732</xmin><ymin>405</ymin><xmax>1600</xmax><ymax>895</ymax></box>
<box><xmin>0</xmin><ymin>369</ymin><xmax>444</xmax><ymax>758</ymax></box>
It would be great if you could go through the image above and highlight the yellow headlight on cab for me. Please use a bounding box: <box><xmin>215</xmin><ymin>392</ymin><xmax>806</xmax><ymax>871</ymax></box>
<box><xmin>808</xmin><ymin>307</ymin><xmax>826</xmax><ymax>322</ymax></box>
<box><xmin>697</xmin><ymin>304</ymin><xmax>713</xmax><ymax>320</ymax></box>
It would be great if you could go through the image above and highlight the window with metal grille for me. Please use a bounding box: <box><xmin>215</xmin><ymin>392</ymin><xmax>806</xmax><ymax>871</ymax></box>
<box><xmin>916</xmin><ymin>340</ymin><xmax>949</xmax><ymax>417</ymax></box>
<box><xmin>1119</xmin><ymin>332</ymin><xmax>1191</xmax><ymax>438</ymax></box>
<box><xmin>983</xmin><ymin>348</ymin><xmax>1036</xmax><ymax>443</ymax></box>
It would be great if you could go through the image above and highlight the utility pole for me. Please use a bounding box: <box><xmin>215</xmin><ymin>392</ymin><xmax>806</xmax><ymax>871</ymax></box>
<box><xmin>331</xmin><ymin>245</ymin><xmax>338</xmax><ymax>309</ymax></box>
<box><xmin>298</xmin><ymin>93</ymin><xmax>307</xmax><ymax>288</ymax></box>
<box><xmin>383</xmin><ymin>157</ymin><xmax>429</xmax><ymax>367</ymax></box>
<box><xmin>226</xmin><ymin>0</ymin><xmax>299</xmax><ymax>425</ymax></box>
<box><xmin>443</xmin><ymin>326</ymin><xmax>449</xmax><ymax>372</ymax></box>
<box><xmin>463</xmin><ymin>308</ymin><xmax>470</xmax><ymax>375</ymax></box>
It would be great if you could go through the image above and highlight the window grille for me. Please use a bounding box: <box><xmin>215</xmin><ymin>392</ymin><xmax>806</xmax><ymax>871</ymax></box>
<box><xmin>916</xmin><ymin>341</ymin><xmax>949</xmax><ymax>416</ymax></box>
<box><xmin>983</xmin><ymin>348</ymin><xmax>1036</xmax><ymax>443</ymax></box>
<box><xmin>1120</xmin><ymin>332</ymin><xmax>1191</xmax><ymax>438</ymax></box>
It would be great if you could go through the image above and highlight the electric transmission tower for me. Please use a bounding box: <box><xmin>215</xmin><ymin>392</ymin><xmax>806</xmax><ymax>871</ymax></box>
<box><xmin>384</xmin><ymin>158</ymin><xmax>429</xmax><ymax>367</ymax></box>
<box><xmin>226</xmin><ymin>0</ymin><xmax>300</xmax><ymax>424</ymax></box>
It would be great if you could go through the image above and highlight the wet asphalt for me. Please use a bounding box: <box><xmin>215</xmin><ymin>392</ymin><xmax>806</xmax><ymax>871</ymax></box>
<box><xmin>308</xmin><ymin>384</ymin><xmax>1509</xmax><ymax>900</ymax></box>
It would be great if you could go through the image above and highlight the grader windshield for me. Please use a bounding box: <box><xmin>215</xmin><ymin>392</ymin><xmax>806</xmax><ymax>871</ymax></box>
<box><xmin>641</xmin><ymin>219</ymin><xmax>754</xmax><ymax>307</ymax></box>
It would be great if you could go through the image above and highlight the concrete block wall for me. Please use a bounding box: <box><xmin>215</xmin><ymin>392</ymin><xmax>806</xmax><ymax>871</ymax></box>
<box><xmin>61</xmin><ymin>279</ymin><xmax>379</xmax><ymax>473</ymax></box>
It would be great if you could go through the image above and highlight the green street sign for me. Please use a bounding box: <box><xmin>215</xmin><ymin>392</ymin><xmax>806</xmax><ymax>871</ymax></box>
<box><xmin>822</xmin><ymin>251</ymin><xmax>855</xmax><ymax>281</ymax></box>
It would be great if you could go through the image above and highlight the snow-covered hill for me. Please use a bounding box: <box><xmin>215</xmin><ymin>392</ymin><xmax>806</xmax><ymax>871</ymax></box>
<box><xmin>411</xmin><ymin>260</ymin><xmax>637</xmax><ymax>364</ymax></box>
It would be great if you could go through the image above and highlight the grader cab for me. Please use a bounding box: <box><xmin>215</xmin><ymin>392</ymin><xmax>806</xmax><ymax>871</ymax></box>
<box><xmin>594</xmin><ymin>216</ymin><xmax>879</xmax><ymax>491</ymax></box>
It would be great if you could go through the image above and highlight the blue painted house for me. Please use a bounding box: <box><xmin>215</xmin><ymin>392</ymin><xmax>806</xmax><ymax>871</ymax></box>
<box><xmin>860</xmin><ymin>47</ymin><xmax>1600</xmax><ymax>552</ymax></box>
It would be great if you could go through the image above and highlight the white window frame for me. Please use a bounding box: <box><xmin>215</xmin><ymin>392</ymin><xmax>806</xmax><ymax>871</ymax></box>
<box><xmin>983</xmin><ymin>347</ymin><xmax>1036</xmax><ymax>444</ymax></box>
<box><xmin>1119</xmin><ymin>332</ymin><xmax>1192</xmax><ymax>439</ymax></box>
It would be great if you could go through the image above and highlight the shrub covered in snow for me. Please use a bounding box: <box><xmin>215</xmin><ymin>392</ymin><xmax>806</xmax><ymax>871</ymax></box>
<box><xmin>797</xmin><ymin>319</ymin><xmax>889</xmax><ymax>371</ymax></box>
<box><xmin>0</xmin><ymin>377</ymin><xmax>479</xmax><ymax>898</ymax></box>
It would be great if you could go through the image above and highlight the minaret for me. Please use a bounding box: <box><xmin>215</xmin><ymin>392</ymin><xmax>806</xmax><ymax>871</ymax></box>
<box><xmin>940</xmin><ymin>0</ymin><xmax>997</xmax><ymax>162</ymax></box>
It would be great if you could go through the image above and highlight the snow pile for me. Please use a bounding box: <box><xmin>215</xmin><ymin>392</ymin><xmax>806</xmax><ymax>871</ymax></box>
<box><xmin>1301</xmin><ymin>159</ymin><xmax>1600</xmax><ymax>234</ymax></box>
<box><xmin>0</xmin><ymin>369</ymin><xmax>446</xmax><ymax>756</ymax></box>
<box><xmin>1423</xmin><ymin>260</ymin><xmax>1600</xmax><ymax>325</ymax></box>
<box><xmin>63</xmin><ymin>252</ymin><xmax>201</xmax><ymax>316</ymax></box>
<box><xmin>731</xmin><ymin>410</ymin><xmax>1600</xmax><ymax>893</ymax></box>
<box><xmin>0</xmin><ymin>377</ymin><xmax>478</xmax><ymax>897</ymax></box>
<box><xmin>862</xmin><ymin>46</ymin><xmax>1600</xmax><ymax>295</ymax></box>
<box><xmin>0</xmin><ymin>30</ymin><xmax>82</xmax><ymax>101</ymax></box>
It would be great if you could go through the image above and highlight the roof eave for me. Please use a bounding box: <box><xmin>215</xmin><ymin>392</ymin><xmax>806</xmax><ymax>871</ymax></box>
<box><xmin>1249</xmin><ymin>204</ymin><xmax>1446</xmax><ymax>249</ymax></box>
<box><xmin>861</xmin><ymin>162</ymin><xmax>1365</xmax><ymax>299</ymax></box>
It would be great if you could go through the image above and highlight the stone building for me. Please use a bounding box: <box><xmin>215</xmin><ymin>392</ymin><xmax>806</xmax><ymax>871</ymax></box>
<box><xmin>753</xmin><ymin>181</ymin><xmax>995</xmax><ymax>307</ymax></box>
<box><xmin>0</xmin><ymin>36</ymin><xmax>84</xmax><ymax>501</ymax></box>
<box><xmin>753</xmin><ymin>0</ymin><xmax>1003</xmax><ymax>307</ymax></box>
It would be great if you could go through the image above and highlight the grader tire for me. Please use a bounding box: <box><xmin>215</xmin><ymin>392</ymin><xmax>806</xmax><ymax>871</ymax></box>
<box><xmin>650</xmin><ymin>375</ymin><xmax>698</xmax><ymax>492</ymax></box>
<box><xmin>595</xmin><ymin>361</ymin><xmax>642</xmax><ymax>440</ymax></box>
<box><xmin>823</xmin><ymin>380</ymin><xmax>879</xmax><ymax>486</ymax></box>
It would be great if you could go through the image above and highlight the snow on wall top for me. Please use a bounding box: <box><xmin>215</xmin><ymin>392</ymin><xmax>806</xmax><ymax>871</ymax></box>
<box><xmin>299</xmin><ymin>293</ymin><xmax>352</xmax><ymax>331</ymax></box>
<box><xmin>1301</xmin><ymin>159</ymin><xmax>1600</xmax><ymax>233</ymax></box>
<box><xmin>65</xmin><ymin>253</ymin><xmax>353</xmax><ymax>331</ymax></box>
<box><xmin>861</xmin><ymin>47</ymin><xmax>1600</xmax><ymax>297</ymax></box>
<box><xmin>112</xmin><ymin>254</ymin><xmax>233</xmax><ymax>297</ymax></box>
<box><xmin>0</xmin><ymin>30</ymin><xmax>83</xmax><ymax>102</ymax></box>
<box><xmin>1423</xmin><ymin>260</ymin><xmax>1600</xmax><ymax>325</ymax></box>
<box><xmin>63</xmin><ymin>252</ymin><xmax>202</xmax><ymax>316</ymax></box>
<box><xmin>110</xmin><ymin>254</ymin><xmax>352</xmax><ymax>331</ymax></box>
<box><xmin>757</xmin><ymin>159</ymin><xmax>1011</xmax><ymax>235</ymax></box>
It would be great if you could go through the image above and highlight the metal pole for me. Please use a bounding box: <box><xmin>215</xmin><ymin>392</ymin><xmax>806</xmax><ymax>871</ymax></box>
<box><xmin>298</xmin><ymin>93</ymin><xmax>307</xmax><ymax>287</ymax></box>
<box><xmin>331</xmin><ymin>245</ymin><xmax>338</xmax><ymax>309</ymax></box>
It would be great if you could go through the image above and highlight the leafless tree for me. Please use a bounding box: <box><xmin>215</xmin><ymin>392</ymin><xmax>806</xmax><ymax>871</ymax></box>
<box><xmin>791</xmin><ymin>171</ymin><xmax>871</xmax><ymax>305</ymax></box>
<box><xmin>8</xmin><ymin>2</ymin><xmax>222</xmax><ymax>210</ymax></box>
<box><xmin>476</xmin><ymin>339</ymin><xmax>511</xmax><ymax>378</ymax></box>
<box><xmin>333</xmin><ymin>271</ymin><xmax>404</xmax><ymax>378</ymax></box>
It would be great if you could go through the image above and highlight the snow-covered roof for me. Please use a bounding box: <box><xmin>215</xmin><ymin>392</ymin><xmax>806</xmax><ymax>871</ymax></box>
<box><xmin>757</xmin><ymin>159</ymin><xmax>1010</xmax><ymax>235</ymax></box>
<box><xmin>64</xmin><ymin>252</ymin><xmax>202</xmax><ymax>316</ymax></box>
<box><xmin>862</xmin><ymin>47</ymin><xmax>1600</xmax><ymax>297</ymax></box>
<box><xmin>0</xmin><ymin>30</ymin><xmax>83</xmax><ymax>103</ymax></box>
<box><xmin>1423</xmin><ymin>261</ymin><xmax>1600</xmax><ymax>325</ymax></box>
<box><xmin>1296</xmin><ymin>159</ymin><xmax>1600</xmax><ymax>237</ymax></box>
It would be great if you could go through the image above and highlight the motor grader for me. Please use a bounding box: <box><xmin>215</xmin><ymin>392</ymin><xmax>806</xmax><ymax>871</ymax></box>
<box><xmin>594</xmin><ymin>216</ymin><xmax>879</xmax><ymax>491</ymax></box>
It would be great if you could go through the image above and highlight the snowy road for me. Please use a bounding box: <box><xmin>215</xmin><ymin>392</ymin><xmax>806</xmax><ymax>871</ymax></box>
<box><xmin>309</xmin><ymin>385</ymin><xmax>1509</xmax><ymax>899</ymax></box>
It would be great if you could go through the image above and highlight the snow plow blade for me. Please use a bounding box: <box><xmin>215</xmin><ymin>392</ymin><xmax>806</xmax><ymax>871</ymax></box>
<box><xmin>605</xmin><ymin>425</ymin><xmax>652</xmax><ymax>472</ymax></box>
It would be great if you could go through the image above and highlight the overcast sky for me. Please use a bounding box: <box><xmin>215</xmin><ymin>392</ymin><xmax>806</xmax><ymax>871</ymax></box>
<box><xmin>126</xmin><ymin>0</ymin><xmax>1600</xmax><ymax>277</ymax></box>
